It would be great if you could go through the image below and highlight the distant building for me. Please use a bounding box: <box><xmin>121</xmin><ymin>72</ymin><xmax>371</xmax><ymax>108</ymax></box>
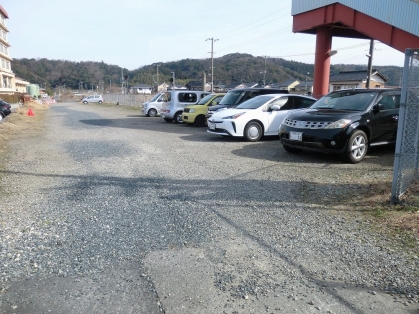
<box><xmin>275</xmin><ymin>79</ymin><xmax>301</xmax><ymax>91</ymax></box>
<box><xmin>329</xmin><ymin>69</ymin><xmax>389</xmax><ymax>92</ymax></box>
<box><xmin>15</xmin><ymin>77</ymin><xmax>30</xmax><ymax>93</ymax></box>
<box><xmin>131</xmin><ymin>84</ymin><xmax>152</xmax><ymax>94</ymax></box>
<box><xmin>224</xmin><ymin>83</ymin><xmax>245</xmax><ymax>91</ymax></box>
<box><xmin>242</xmin><ymin>82</ymin><xmax>258</xmax><ymax>88</ymax></box>
<box><xmin>0</xmin><ymin>5</ymin><xmax>16</xmax><ymax>95</ymax></box>
<box><xmin>185</xmin><ymin>80</ymin><xmax>210</xmax><ymax>91</ymax></box>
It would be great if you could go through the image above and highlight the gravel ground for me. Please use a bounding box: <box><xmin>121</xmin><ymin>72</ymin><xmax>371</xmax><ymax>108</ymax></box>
<box><xmin>0</xmin><ymin>102</ymin><xmax>418</xmax><ymax>313</ymax></box>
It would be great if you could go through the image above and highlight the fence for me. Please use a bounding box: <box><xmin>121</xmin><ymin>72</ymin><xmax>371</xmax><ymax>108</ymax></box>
<box><xmin>391</xmin><ymin>48</ymin><xmax>419</xmax><ymax>203</ymax></box>
<box><xmin>103</xmin><ymin>93</ymin><xmax>154</xmax><ymax>107</ymax></box>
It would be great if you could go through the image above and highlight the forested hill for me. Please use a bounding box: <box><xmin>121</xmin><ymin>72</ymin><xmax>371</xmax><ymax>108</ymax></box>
<box><xmin>12</xmin><ymin>53</ymin><xmax>403</xmax><ymax>92</ymax></box>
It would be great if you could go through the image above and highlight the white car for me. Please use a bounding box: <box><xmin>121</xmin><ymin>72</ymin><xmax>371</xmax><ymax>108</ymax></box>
<box><xmin>82</xmin><ymin>95</ymin><xmax>103</xmax><ymax>104</ymax></box>
<box><xmin>142</xmin><ymin>93</ymin><xmax>164</xmax><ymax>117</ymax></box>
<box><xmin>207</xmin><ymin>94</ymin><xmax>316</xmax><ymax>141</ymax></box>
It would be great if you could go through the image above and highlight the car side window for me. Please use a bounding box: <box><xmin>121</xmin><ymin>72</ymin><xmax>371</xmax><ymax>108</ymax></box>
<box><xmin>179</xmin><ymin>93</ymin><xmax>198</xmax><ymax>103</ymax></box>
<box><xmin>378</xmin><ymin>93</ymin><xmax>399</xmax><ymax>110</ymax></box>
<box><xmin>269</xmin><ymin>98</ymin><xmax>288</xmax><ymax>110</ymax></box>
<box><xmin>210</xmin><ymin>96</ymin><xmax>224</xmax><ymax>106</ymax></box>
<box><xmin>294</xmin><ymin>97</ymin><xmax>316</xmax><ymax>109</ymax></box>
<box><xmin>280</xmin><ymin>97</ymin><xmax>293</xmax><ymax>110</ymax></box>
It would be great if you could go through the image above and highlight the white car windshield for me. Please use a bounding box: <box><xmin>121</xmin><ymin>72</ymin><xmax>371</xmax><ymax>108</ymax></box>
<box><xmin>236</xmin><ymin>95</ymin><xmax>276</xmax><ymax>109</ymax></box>
<box><xmin>311</xmin><ymin>91</ymin><xmax>378</xmax><ymax>111</ymax></box>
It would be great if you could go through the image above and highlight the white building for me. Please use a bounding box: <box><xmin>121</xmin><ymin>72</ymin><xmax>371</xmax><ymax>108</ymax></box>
<box><xmin>0</xmin><ymin>5</ymin><xmax>17</xmax><ymax>95</ymax></box>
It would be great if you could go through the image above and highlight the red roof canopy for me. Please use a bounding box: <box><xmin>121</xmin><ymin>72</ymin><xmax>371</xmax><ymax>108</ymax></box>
<box><xmin>0</xmin><ymin>5</ymin><xmax>9</xmax><ymax>19</ymax></box>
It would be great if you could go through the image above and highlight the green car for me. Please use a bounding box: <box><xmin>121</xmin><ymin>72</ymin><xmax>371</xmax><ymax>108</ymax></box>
<box><xmin>182</xmin><ymin>93</ymin><xmax>225</xmax><ymax>126</ymax></box>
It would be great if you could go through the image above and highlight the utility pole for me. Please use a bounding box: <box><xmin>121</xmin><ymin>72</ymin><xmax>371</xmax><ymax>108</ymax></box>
<box><xmin>206</xmin><ymin>37</ymin><xmax>219</xmax><ymax>93</ymax></box>
<box><xmin>121</xmin><ymin>69</ymin><xmax>124</xmax><ymax>94</ymax></box>
<box><xmin>305</xmin><ymin>72</ymin><xmax>309</xmax><ymax>92</ymax></box>
<box><xmin>263</xmin><ymin>55</ymin><xmax>267</xmax><ymax>87</ymax></box>
<box><xmin>156</xmin><ymin>64</ymin><xmax>160</xmax><ymax>93</ymax></box>
<box><xmin>171</xmin><ymin>72</ymin><xmax>176</xmax><ymax>90</ymax></box>
<box><xmin>366</xmin><ymin>39</ymin><xmax>374</xmax><ymax>88</ymax></box>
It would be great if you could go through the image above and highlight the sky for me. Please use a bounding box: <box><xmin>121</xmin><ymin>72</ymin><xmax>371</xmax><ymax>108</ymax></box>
<box><xmin>4</xmin><ymin>0</ymin><xmax>406</xmax><ymax>71</ymax></box>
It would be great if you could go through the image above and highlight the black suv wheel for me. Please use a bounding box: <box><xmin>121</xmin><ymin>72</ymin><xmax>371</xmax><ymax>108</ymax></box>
<box><xmin>342</xmin><ymin>130</ymin><xmax>368</xmax><ymax>163</ymax></box>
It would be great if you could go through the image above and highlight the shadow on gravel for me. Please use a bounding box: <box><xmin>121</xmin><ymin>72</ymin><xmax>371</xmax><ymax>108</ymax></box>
<box><xmin>1</xmin><ymin>168</ymin><xmax>415</xmax><ymax>312</ymax></box>
<box><xmin>78</xmin><ymin>116</ymin><xmax>397</xmax><ymax>167</ymax></box>
<box><xmin>230</xmin><ymin>140</ymin><xmax>396</xmax><ymax>167</ymax></box>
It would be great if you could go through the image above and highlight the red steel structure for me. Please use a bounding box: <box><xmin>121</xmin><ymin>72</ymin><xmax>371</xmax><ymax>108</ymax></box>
<box><xmin>292</xmin><ymin>3</ymin><xmax>419</xmax><ymax>98</ymax></box>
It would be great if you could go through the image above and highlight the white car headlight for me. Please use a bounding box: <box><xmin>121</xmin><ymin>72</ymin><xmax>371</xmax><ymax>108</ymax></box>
<box><xmin>222</xmin><ymin>112</ymin><xmax>246</xmax><ymax>119</ymax></box>
<box><xmin>188</xmin><ymin>108</ymin><xmax>195</xmax><ymax>113</ymax></box>
<box><xmin>324</xmin><ymin>119</ymin><xmax>351</xmax><ymax>129</ymax></box>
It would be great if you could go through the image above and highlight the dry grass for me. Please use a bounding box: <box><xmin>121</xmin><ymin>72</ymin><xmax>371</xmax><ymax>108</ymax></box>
<box><xmin>0</xmin><ymin>101</ymin><xmax>49</xmax><ymax>157</ymax></box>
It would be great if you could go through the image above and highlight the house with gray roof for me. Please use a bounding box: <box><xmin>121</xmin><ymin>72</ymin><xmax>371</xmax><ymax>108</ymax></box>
<box><xmin>271</xmin><ymin>79</ymin><xmax>301</xmax><ymax>91</ymax></box>
<box><xmin>329</xmin><ymin>69</ymin><xmax>389</xmax><ymax>92</ymax></box>
<box><xmin>130</xmin><ymin>84</ymin><xmax>153</xmax><ymax>94</ymax></box>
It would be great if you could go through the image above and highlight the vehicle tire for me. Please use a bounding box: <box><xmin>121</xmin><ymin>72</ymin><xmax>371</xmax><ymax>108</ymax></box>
<box><xmin>195</xmin><ymin>115</ymin><xmax>206</xmax><ymax>127</ymax></box>
<box><xmin>283</xmin><ymin>144</ymin><xmax>302</xmax><ymax>153</ymax></box>
<box><xmin>342</xmin><ymin>130</ymin><xmax>368</xmax><ymax>163</ymax></box>
<box><xmin>164</xmin><ymin>118</ymin><xmax>173</xmax><ymax>123</ymax></box>
<box><xmin>83</xmin><ymin>101</ymin><xmax>87</xmax><ymax>104</ymax></box>
<box><xmin>98</xmin><ymin>100</ymin><xmax>103</xmax><ymax>104</ymax></box>
<box><xmin>244</xmin><ymin>121</ymin><xmax>263</xmax><ymax>142</ymax></box>
<box><xmin>148</xmin><ymin>108</ymin><xmax>158</xmax><ymax>117</ymax></box>
<box><xmin>174</xmin><ymin>112</ymin><xmax>183</xmax><ymax>124</ymax></box>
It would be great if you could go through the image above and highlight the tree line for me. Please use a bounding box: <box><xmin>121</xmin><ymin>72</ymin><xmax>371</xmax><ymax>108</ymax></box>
<box><xmin>12</xmin><ymin>53</ymin><xmax>403</xmax><ymax>93</ymax></box>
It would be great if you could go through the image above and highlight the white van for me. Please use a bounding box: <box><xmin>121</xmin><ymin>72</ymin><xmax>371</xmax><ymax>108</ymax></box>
<box><xmin>160</xmin><ymin>90</ymin><xmax>210</xmax><ymax>123</ymax></box>
<box><xmin>142</xmin><ymin>93</ymin><xmax>164</xmax><ymax>117</ymax></box>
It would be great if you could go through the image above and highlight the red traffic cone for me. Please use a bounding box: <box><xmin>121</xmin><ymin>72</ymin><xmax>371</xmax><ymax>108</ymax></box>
<box><xmin>27</xmin><ymin>108</ymin><xmax>35</xmax><ymax>116</ymax></box>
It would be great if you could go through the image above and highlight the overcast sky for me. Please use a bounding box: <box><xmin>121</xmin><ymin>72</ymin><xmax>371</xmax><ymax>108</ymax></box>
<box><xmin>4</xmin><ymin>0</ymin><xmax>406</xmax><ymax>70</ymax></box>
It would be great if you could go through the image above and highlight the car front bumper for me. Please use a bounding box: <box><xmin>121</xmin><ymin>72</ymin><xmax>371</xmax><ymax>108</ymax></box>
<box><xmin>279</xmin><ymin>125</ymin><xmax>349</xmax><ymax>154</ymax></box>
<box><xmin>207</xmin><ymin>119</ymin><xmax>242</xmax><ymax>137</ymax></box>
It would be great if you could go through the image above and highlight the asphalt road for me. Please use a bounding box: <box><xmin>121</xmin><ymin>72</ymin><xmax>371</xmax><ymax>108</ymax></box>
<box><xmin>0</xmin><ymin>102</ymin><xmax>418</xmax><ymax>314</ymax></box>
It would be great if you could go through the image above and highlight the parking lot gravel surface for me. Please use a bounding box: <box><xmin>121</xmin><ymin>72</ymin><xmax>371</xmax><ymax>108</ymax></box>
<box><xmin>0</xmin><ymin>102</ymin><xmax>418</xmax><ymax>313</ymax></box>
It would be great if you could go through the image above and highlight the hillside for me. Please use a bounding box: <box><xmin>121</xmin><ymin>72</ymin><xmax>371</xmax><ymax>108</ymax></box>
<box><xmin>12</xmin><ymin>54</ymin><xmax>403</xmax><ymax>93</ymax></box>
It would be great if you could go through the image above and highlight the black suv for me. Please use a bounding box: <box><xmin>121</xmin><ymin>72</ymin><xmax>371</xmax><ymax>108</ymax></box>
<box><xmin>0</xmin><ymin>100</ymin><xmax>11</xmax><ymax>121</ymax></box>
<box><xmin>279</xmin><ymin>88</ymin><xmax>401</xmax><ymax>163</ymax></box>
<box><xmin>206</xmin><ymin>88</ymin><xmax>289</xmax><ymax>119</ymax></box>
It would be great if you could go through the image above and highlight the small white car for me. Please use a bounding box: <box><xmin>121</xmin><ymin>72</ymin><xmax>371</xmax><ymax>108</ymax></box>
<box><xmin>82</xmin><ymin>95</ymin><xmax>103</xmax><ymax>104</ymax></box>
<box><xmin>207</xmin><ymin>94</ymin><xmax>316</xmax><ymax>141</ymax></box>
<box><xmin>142</xmin><ymin>93</ymin><xmax>164</xmax><ymax>117</ymax></box>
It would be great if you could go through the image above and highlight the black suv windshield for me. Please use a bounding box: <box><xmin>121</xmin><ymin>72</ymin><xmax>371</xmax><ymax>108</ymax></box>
<box><xmin>311</xmin><ymin>90</ymin><xmax>378</xmax><ymax>111</ymax></box>
<box><xmin>219</xmin><ymin>91</ymin><xmax>247</xmax><ymax>106</ymax></box>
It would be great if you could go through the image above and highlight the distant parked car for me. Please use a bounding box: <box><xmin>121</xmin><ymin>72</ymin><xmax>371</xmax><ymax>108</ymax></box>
<box><xmin>0</xmin><ymin>100</ymin><xmax>11</xmax><ymax>121</ymax></box>
<box><xmin>142</xmin><ymin>93</ymin><xmax>164</xmax><ymax>117</ymax></box>
<box><xmin>82</xmin><ymin>95</ymin><xmax>103</xmax><ymax>104</ymax></box>
<box><xmin>279</xmin><ymin>88</ymin><xmax>401</xmax><ymax>163</ymax></box>
<box><xmin>207</xmin><ymin>94</ymin><xmax>316</xmax><ymax>141</ymax></box>
<box><xmin>182</xmin><ymin>93</ymin><xmax>225</xmax><ymax>126</ymax></box>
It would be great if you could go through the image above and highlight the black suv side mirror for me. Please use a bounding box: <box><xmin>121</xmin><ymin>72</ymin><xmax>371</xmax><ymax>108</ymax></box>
<box><xmin>373</xmin><ymin>103</ymin><xmax>384</xmax><ymax>111</ymax></box>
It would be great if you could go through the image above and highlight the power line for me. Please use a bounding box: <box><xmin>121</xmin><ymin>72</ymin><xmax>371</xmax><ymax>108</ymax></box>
<box><xmin>219</xmin><ymin>6</ymin><xmax>291</xmax><ymax>39</ymax></box>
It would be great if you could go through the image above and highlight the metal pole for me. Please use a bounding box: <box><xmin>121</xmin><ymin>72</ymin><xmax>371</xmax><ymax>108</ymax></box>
<box><xmin>206</xmin><ymin>38</ymin><xmax>219</xmax><ymax>93</ymax></box>
<box><xmin>390</xmin><ymin>48</ymin><xmax>412</xmax><ymax>204</ymax></box>
<box><xmin>366</xmin><ymin>39</ymin><xmax>374</xmax><ymax>88</ymax></box>
<box><xmin>171</xmin><ymin>72</ymin><xmax>175</xmax><ymax>90</ymax></box>
<box><xmin>305</xmin><ymin>72</ymin><xmax>309</xmax><ymax>91</ymax></box>
<box><xmin>263</xmin><ymin>55</ymin><xmax>267</xmax><ymax>87</ymax></box>
<box><xmin>156</xmin><ymin>64</ymin><xmax>160</xmax><ymax>93</ymax></box>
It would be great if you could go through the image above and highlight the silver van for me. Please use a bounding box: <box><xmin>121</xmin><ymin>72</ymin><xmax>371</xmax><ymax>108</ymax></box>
<box><xmin>160</xmin><ymin>90</ymin><xmax>210</xmax><ymax>123</ymax></box>
<box><xmin>142</xmin><ymin>93</ymin><xmax>164</xmax><ymax>117</ymax></box>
